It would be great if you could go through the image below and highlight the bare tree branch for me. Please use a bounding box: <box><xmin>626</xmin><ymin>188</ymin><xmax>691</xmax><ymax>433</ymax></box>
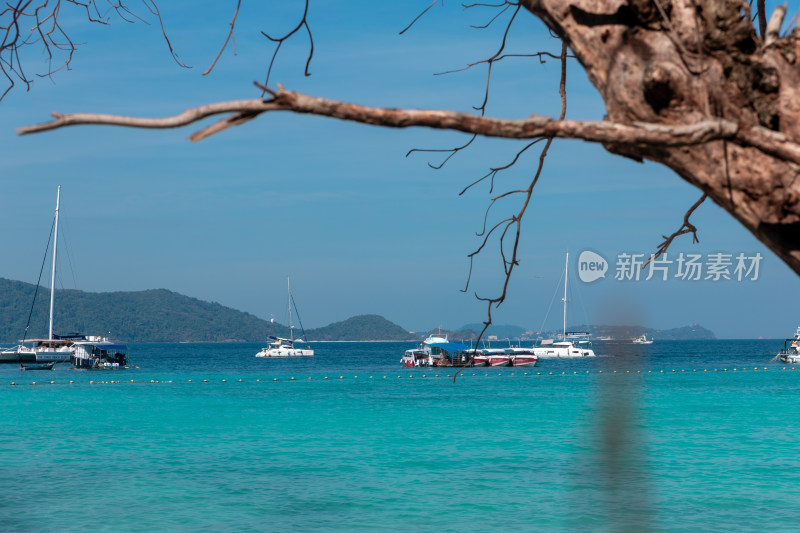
<box><xmin>21</xmin><ymin>86</ymin><xmax>800</xmax><ymax>166</ymax></box>
<box><xmin>0</xmin><ymin>1</ymin><xmax>186</xmax><ymax>103</ymax></box>
<box><xmin>642</xmin><ymin>193</ymin><xmax>708</xmax><ymax>269</ymax></box>
<box><xmin>260</xmin><ymin>0</ymin><xmax>313</xmax><ymax>90</ymax></box>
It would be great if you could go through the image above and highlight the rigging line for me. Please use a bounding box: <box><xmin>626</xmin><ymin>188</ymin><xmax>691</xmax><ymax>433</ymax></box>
<box><xmin>291</xmin><ymin>294</ymin><xmax>309</xmax><ymax>341</ymax></box>
<box><xmin>55</xmin><ymin>215</ymin><xmax>87</xmax><ymax>335</ymax></box>
<box><xmin>538</xmin><ymin>265</ymin><xmax>565</xmax><ymax>335</ymax></box>
<box><xmin>58</xmin><ymin>211</ymin><xmax>80</xmax><ymax>291</ymax></box>
<box><xmin>570</xmin><ymin>267</ymin><xmax>591</xmax><ymax>331</ymax></box>
<box><xmin>22</xmin><ymin>218</ymin><xmax>55</xmax><ymax>343</ymax></box>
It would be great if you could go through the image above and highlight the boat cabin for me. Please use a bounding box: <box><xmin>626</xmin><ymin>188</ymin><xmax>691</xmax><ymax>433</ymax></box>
<box><xmin>71</xmin><ymin>338</ymin><xmax>129</xmax><ymax>369</ymax></box>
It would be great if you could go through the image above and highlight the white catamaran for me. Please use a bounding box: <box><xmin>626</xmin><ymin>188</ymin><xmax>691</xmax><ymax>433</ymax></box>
<box><xmin>255</xmin><ymin>278</ymin><xmax>314</xmax><ymax>358</ymax></box>
<box><xmin>1</xmin><ymin>187</ymin><xmax>128</xmax><ymax>367</ymax></box>
<box><xmin>533</xmin><ymin>253</ymin><xmax>596</xmax><ymax>358</ymax></box>
<box><xmin>1</xmin><ymin>186</ymin><xmax>75</xmax><ymax>363</ymax></box>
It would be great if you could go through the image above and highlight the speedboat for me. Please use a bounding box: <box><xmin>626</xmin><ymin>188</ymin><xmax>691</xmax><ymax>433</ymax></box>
<box><xmin>507</xmin><ymin>348</ymin><xmax>538</xmax><ymax>367</ymax></box>
<box><xmin>632</xmin><ymin>334</ymin><xmax>653</xmax><ymax>344</ymax></box>
<box><xmin>484</xmin><ymin>349</ymin><xmax>511</xmax><ymax>367</ymax></box>
<box><xmin>777</xmin><ymin>326</ymin><xmax>800</xmax><ymax>363</ymax></box>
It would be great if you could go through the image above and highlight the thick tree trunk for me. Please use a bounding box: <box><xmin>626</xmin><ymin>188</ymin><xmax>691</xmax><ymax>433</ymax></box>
<box><xmin>522</xmin><ymin>0</ymin><xmax>800</xmax><ymax>273</ymax></box>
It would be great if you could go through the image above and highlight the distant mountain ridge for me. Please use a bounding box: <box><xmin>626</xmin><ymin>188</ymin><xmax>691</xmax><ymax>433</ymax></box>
<box><xmin>0</xmin><ymin>278</ymin><xmax>715</xmax><ymax>343</ymax></box>
<box><xmin>0</xmin><ymin>278</ymin><xmax>415</xmax><ymax>343</ymax></box>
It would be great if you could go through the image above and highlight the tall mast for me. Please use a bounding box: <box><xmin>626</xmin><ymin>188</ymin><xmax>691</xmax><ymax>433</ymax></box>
<box><xmin>48</xmin><ymin>186</ymin><xmax>61</xmax><ymax>342</ymax></box>
<box><xmin>287</xmin><ymin>276</ymin><xmax>293</xmax><ymax>343</ymax></box>
<box><xmin>562</xmin><ymin>252</ymin><xmax>568</xmax><ymax>342</ymax></box>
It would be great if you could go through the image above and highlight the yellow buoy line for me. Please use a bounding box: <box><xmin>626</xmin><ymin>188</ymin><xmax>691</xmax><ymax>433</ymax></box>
<box><xmin>2</xmin><ymin>366</ymin><xmax>795</xmax><ymax>386</ymax></box>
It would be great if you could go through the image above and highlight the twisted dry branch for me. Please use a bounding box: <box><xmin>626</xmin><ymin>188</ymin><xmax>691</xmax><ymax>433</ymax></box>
<box><xmin>642</xmin><ymin>193</ymin><xmax>708</xmax><ymax>269</ymax></box>
<box><xmin>17</xmin><ymin>87</ymin><xmax>800</xmax><ymax>167</ymax></box>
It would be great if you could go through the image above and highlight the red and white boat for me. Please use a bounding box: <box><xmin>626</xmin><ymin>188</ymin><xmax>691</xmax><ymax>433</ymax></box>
<box><xmin>508</xmin><ymin>348</ymin><xmax>538</xmax><ymax>367</ymax></box>
<box><xmin>470</xmin><ymin>352</ymin><xmax>489</xmax><ymax>367</ymax></box>
<box><xmin>484</xmin><ymin>349</ymin><xmax>511</xmax><ymax>367</ymax></box>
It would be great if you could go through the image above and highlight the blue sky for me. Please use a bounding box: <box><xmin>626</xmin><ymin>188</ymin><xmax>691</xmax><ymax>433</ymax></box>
<box><xmin>1</xmin><ymin>1</ymin><xmax>798</xmax><ymax>339</ymax></box>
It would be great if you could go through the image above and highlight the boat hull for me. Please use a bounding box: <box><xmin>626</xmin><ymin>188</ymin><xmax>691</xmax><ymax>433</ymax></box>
<box><xmin>256</xmin><ymin>349</ymin><xmax>314</xmax><ymax>357</ymax></box>
<box><xmin>511</xmin><ymin>356</ymin><xmax>538</xmax><ymax>367</ymax></box>
<box><xmin>0</xmin><ymin>351</ymin><xmax>37</xmax><ymax>363</ymax></box>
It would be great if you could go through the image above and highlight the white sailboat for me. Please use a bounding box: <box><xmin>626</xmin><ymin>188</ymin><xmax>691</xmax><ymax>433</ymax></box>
<box><xmin>255</xmin><ymin>277</ymin><xmax>314</xmax><ymax>358</ymax></box>
<box><xmin>533</xmin><ymin>253</ymin><xmax>596</xmax><ymax>358</ymax></box>
<box><xmin>0</xmin><ymin>186</ymin><xmax>76</xmax><ymax>363</ymax></box>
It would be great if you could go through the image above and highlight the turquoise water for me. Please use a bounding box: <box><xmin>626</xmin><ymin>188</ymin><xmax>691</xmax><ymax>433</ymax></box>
<box><xmin>1</xmin><ymin>340</ymin><xmax>798</xmax><ymax>532</ymax></box>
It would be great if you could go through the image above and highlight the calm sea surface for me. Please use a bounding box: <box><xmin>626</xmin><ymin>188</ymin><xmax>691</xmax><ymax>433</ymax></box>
<box><xmin>0</xmin><ymin>340</ymin><xmax>798</xmax><ymax>532</ymax></box>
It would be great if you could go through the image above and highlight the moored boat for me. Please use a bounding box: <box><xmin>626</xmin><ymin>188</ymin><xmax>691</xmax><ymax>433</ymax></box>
<box><xmin>532</xmin><ymin>253</ymin><xmax>596</xmax><ymax>359</ymax></box>
<box><xmin>71</xmin><ymin>338</ymin><xmax>129</xmax><ymax>369</ymax></box>
<box><xmin>777</xmin><ymin>326</ymin><xmax>800</xmax><ymax>363</ymax></box>
<box><xmin>485</xmin><ymin>349</ymin><xmax>511</xmax><ymax>367</ymax></box>
<box><xmin>400</xmin><ymin>332</ymin><xmax>475</xmax><ymax>367</ymax></box>
<box><xmin>255</xmin><ymin>278</ymin><xmax>314</xmax><ymax>358</ymax></box>
<box><xmin>507</xmin><ymin>348</ymin><xmax>538</xmax><ymax>367</ymax></box>
<box><xmin>1</xmin><ymin>187</ymin><xmax>117</xmax><ymax>365</ymax></box>
<box><xmin>19</xmin><ymin>361</ymin><xmax>55</xmax><ymax>371</ymax></box>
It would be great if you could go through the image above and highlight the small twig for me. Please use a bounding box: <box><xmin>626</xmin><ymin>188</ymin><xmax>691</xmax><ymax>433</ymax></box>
<box><xmin>400</xmin><ymin>0</ymin><xmax>441</xmax><ymax>35</ymax></box>
<box><xmin>260</xmin><ymin>0</ymin><xmax>313</xmax><ymax>90</ymax></box>
<box><xmin>202</xmin><ymin>0</ymin><xmax>242</xmax><ymax>76</ymax></box>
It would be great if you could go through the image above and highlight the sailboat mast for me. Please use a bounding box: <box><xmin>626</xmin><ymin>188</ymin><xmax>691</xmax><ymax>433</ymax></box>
<box><xmin>48</xmin><ymin>186</ymin><xmax>61</xmax><ymax>342</ymax></box>
<box><xmin>287</xmin><ymin>276</ymin><xmax>293</xmax><ymax>343</ymax></box>
<box><xmin>563</xmin><ymin>252</ymin><xmax>568</xmax><ymax>342</ymax></box>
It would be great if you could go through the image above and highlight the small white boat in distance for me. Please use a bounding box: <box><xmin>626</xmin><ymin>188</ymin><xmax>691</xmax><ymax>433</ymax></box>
<box><xmin>255</xmin><ymin>277</ymin><xmax>314</xmax><ymax>358</ymax></box>
<box><xmin>632</xmin><ymin>334</ymin><xmax>654</xmax><ymax>344</ymax></box>
<box><xmin>777</xmin><ymin>326</ymin><xmax>800</xmax><ymax>363</ymax></box>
